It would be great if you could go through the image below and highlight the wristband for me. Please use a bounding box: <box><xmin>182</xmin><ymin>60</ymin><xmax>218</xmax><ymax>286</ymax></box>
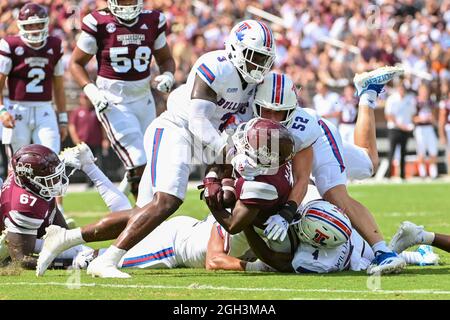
<box><xmin>279</xmin><ymin>200</ymin><xmax>298</xmax><ymax>223</ymax></box>
<box><xmin>58</xmin><ymin>112</ymin><xmax>68</xmax><ymax>125</ymax></box>
<box><xmin>0</xmin><ymin>105</ymin><xmax>7</xmax><ymax>116</ymax></box>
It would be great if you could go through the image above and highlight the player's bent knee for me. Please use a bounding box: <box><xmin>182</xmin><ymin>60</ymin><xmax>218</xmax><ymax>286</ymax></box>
<box><xmin>153</xmin><ymin>192</ymin><xmax>183</xmax><ymax>215</ymax></box>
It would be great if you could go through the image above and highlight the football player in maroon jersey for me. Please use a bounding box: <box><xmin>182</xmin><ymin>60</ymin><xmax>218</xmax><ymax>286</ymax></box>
<box><xmin>0</xmin><ymin>3</ymin><xmax>68</xmax><ymax>155</ymax></box>
<box><xmin>0</xmin><ymin>144</ymin><xmax>69</xmax><ymax>269</ymax></box>
<box><xmin>69</xmin><ymin>0</ymin><xmax>176</xmax><ymax>200</ymax></box>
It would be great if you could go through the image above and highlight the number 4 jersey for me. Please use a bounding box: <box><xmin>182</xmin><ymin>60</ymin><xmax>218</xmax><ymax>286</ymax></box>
<box><xmin>78</xmin><ymin>9</ymin><xmax>167</xmax><ymax>104</ymax></box>
<box><xmin>0</xmin><ymin>36</ymin><xmax>64</xmax><ymax>102</ymax></box>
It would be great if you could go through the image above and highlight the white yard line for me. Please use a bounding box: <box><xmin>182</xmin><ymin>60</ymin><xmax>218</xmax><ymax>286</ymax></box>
<box><xmin>2</xmin><ymin>282</ymin><xmax>450</xmax><ymax>295</ymax></box>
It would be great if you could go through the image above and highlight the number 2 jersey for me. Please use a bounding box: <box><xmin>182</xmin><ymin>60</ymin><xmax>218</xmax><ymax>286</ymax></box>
<box><xmin>0</xmin><ymin>36</ymin><xmax>64</xmax><ymax>102</ymax></box>
<box><xmin>78</xmin><ymin>8</ymin><xmax>167</xmax><ymax>104</ymax></box>
<box><xmin>0</xmin><ymin>173</ymin><xmax>56</xmax><ymax>238</ymax></box>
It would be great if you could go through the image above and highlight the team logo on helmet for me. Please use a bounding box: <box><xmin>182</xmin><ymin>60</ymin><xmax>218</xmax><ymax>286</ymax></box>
<box><xmin>15</xmin><ymin>162</ymin><xmax>33</xmax><ymax>176</ymax></box>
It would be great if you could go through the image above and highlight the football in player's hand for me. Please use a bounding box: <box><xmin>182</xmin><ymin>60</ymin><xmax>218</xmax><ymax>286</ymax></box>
<box><xmin>221</xmin><ymin>178</ymin><xmax>236</xmax><ymax>208</ymax></box>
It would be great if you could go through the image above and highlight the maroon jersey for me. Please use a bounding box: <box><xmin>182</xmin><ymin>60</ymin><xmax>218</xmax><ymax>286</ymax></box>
<box><xmin>0</xmin><ymin>173</ymin><xmax>56</xmax><ymax>237</ymax></box>
<box><xmin>235</xmin><ymin>164</ymin><xmax>293</xmax><ymax>225</ymax></box>
<box><xmin>0</xmin><ymin>36</ymin><xmax>63</xmax><ymax>101</ymax></box>
<box><xmin>81</xmin><ymin>9</ymin><xmax>166</xmax><ymax>81</ymax></box>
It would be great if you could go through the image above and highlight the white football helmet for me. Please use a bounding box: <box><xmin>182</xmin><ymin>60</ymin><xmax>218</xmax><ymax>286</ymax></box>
<box><xmin>293</xmin><ymin>200</ymin><xmax>352</xmax><ymax>248</ymax></box>
<box><xmin>225</xmin><ymin>20</ymin><xmax>276</xmax><ymax>84</ymax></box>
<box><xmin>253</xmin><ymin>72</ymin><xmax>298</xmax><ymax>126</ymax></box>
<box><xmin>108</xmin><ymin>0</ymin><xmax>143</xmax><ymax>21</ymax></box>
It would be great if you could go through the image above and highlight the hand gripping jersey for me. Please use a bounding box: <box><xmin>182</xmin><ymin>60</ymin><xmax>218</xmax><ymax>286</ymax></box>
<box><xmin>79</xmin><ymin>9</ymin><xmax>167</xmax><ymax>103</ymax></box>
<box><xmin>0</xmin><ymin>173</ymin><xmax>56</xmax><ymax>238</ymax></box>
<box><xmin>167</xmin><ymin>50</ymin><xmax>256</xmax><ymax>132</ymax></box>
<box><xmin>0</xmin><ymin>36</ymin><xmax>64</xmax><ymax>102</ymax></box>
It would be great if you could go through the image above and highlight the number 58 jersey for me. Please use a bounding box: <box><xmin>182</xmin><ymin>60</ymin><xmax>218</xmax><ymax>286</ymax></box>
<box><xmin>79</xmin><ymin>9</ymin><xmax>167</xmax><ymax>104</ymax></box>
<box><xmin>0</xmin><ymin>35</ymin><xmax>64</xmax><ymax>102</ymax></box>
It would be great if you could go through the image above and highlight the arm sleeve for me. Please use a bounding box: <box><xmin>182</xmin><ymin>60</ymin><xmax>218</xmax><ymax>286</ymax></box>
<box><xmin>153</xmin><ymin>13</ymin><xmax>167</xmax><ymax>50</ymax></box>
<box><xmin>0</xmin><ymin>39</ymin><xmax>12</xmax><ymax>75</ymax></box>
<box><xmin>188</xmin><ymin>99</ymin><xmax>228</xmax><ymax>153</ymax></box>
<box><xmin>76</xmin><ymin>31</ymin><xmax>98</xmax><ymax>55</ymax></box>
<box><xmin>4</xmin><ymin>210</ymin><xmax>44</xmax><ymax>236</ymax></box>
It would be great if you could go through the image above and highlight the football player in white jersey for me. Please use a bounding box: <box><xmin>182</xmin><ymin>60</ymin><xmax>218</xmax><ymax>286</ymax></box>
<box><xmin>37</xmin><ymin>19</ymin><xmax>276</xmax><ymax>278</ymax></box>
<box><xmin>70</xmin><ymin>0</ymin><xmax>176</xmax><ymax>200</ymax></box>
<box><xmin>238</xmin><ymin>67</ymin><xmax>408</xmax><ymax>275</ymax></box>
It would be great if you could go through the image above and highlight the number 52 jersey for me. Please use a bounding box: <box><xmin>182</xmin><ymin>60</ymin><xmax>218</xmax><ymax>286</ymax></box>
<box><xmin>0</xmin><ymin>35</ymin><xmax>64</xmax><ymax>102</ymax></box>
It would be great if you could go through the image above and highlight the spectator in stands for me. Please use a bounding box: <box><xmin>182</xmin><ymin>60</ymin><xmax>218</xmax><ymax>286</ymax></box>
<box><xmin>413</xmin><ymin>84</ymin><xmax>439</xmax><ymax>179</ymax></box>
<box><xmin>438</xmin><ymin>81</ymin><xmax>450</xmax><ymax>175</ymax></box>
<box><xmin>68</xmin><ymin>93</ymin><xmax>108</xmax><ymax>185</ymax></box>
<box><xmin>313</xmin><ymin>81</ymin><xmax>341</xmax><ymax>127</ymax></box>
<box><xmin>338</xmin><ymin>85</ymin><xmax>358</xmax><ymax>144</ymax></box>
<box><xmin>385</xmin><ymin>80</ymin><xmax>417</xmax><ymax>180</ymax></box>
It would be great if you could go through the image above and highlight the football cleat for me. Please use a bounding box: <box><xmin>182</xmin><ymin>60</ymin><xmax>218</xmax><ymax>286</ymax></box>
<box><xmin>36</xmin><ymin>225</ymin><xmax>78</xmax><ymax>276</ymax></box>
<box><xmin>366</xmin><ymin>251</ymin><xmax>406</xmax><ymax>275</ymax></box>
<box><xmin>0</xmin><ymin>230</ymin><xmax>9</xmax><ymax>265</ymax></box>
<box><xmin>87</xmin><ymin>257</ymin><xmax>131</xmax><ymax>278</ymax></box>
<box><xmin>416</xmin><ymin>245</ymin><xmax>440</xmax><ymax>266</ymax></box>
<box><xmin>389</xmin><ymin>221</ymin><xmax>425</xmax><ymax>254</ymax></box>
<box><xmin>353</xmin><ymin>65</ymin><xmax>404</xmax><ymax>96</ymax></box>
<box><xmin>59</xmin><ymin>143</ymin><xmax>96</xmax><ymax>171</ymax></box>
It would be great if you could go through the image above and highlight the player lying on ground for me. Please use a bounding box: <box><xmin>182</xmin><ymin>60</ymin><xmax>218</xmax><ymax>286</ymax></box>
<box><xmin>0</xmin><ymin>143</ymin><xmax>131</xmax><ymax>269</ymax></box>
<box><xmin>243</xmin><ymin>187</ymin><xmax>439</xmax><ymax>273</ymax></box>
<box><xmin>389</xmin><ymin>221</ymin><xmax>450</xmax><ymax>254</ymax></box>
<box><xmin>70</xmin><ymin>187</ymin><xmax>438</xmax><ymax>273</ymax></box>
<box><xmin>38</xmin><ymin>19</ymin><xmax>278</xmax><ymax>278</ymax></box>
<box><xmin>234</xmin><ymin>67</ymin><xmax>407</xmax><ymax>274</ymax></box>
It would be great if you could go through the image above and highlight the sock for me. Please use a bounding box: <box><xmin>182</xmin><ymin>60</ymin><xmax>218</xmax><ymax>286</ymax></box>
<box><xmin>100</xmin><ymin>245</ymin><xmax>127</xmax><ymax>266</ymax></box>
<box><xmin>359</xmin><ymin>90</ymin><xmax>378</xmax><ymax>109</ymax></box>
<box><xmin>34</xmin><ymin>239</ymin><xmax>44</xmax><ymax>253</ymax></box>
<box><xmin>429</xmin><ymin>164</ymin><xmax>438</xmax><ymax>179</ymax></box>
<box><xmin>421</xmin><ymin>231</ymin><xmax>435</xmax><ymax>245</ymax></box>
<box><xmin>399</xmin><ymin>251</ymin><xmax>423</xmax><ymax>265</ymax></box>
<box><xmin>66</xmin><ymin>228</ymin><xmax>86</xmax><ymax>246</ymax></box>
<box><xmin>83</xmin><ymin>162</ymin><xmax>132</xmax><ymax>211</ymax></box>
<box><xmin>418</xmin><ymin>163</ymin><xmax>427</xmax><ymax>177</ymax></box>
<box><xmin>372</xmin><ymin>241</ymin><xmax>390</xmax><ymax>255</ymax></box>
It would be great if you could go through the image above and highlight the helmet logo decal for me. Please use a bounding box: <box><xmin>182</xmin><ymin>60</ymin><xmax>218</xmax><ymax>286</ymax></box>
<box><xmin>313</xmin><ymin>229</ymin><xmax>330</xmax><ymax>245</ymax></box>
<box><xmin>15</xmin><ymin>162</ymin><xmax>33</xmax><ymax>176</ymax></box>
<box><xmin>235</xmin><ymin>22</ymin><xmax>251</xmax><ymax>41</ymax></box>
<box><xmin>256</xmin><ymin>21</ymin><xmax>273</xmax><ymax>49</ymax></box>
<box><xmin>271</xmin><ymin>73</ymin><xmax>285</xmax><ymax>104</ymax></box>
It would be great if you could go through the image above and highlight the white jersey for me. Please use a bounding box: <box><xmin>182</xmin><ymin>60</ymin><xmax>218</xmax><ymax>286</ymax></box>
<box><xmin>292</xmin><ymin>228</ymin><xmax>373</xmax><ymax>273</ymax></box>
<box><xmin>167</xmin><ymin>50</ymin><xmax>256</xmax><ymax>131</ymax></box>
<box><xmin>286</xmin><ymin>107</ymin><xmax>322</xmax><ymax>153</ymax></box>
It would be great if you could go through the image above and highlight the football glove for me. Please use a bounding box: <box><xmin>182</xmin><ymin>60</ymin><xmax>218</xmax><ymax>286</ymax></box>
<box><xmin>198</xmin><ymin>176</ymin><xmax>223</xmax><ymax>210</ymax></box>
<box><xmin>83</xmin><ymin>83</ymin><xmax>110</xmax><ymax>114</ymax></box>
<box><xmin>154</xmin><ymin>71</ymin><xmax>175</xmax><ymax>93</ymax></box>
<box><xmin>263</xmin><ymin>214</ymin><xmax>289</xmax><ymax>242</ymax></box>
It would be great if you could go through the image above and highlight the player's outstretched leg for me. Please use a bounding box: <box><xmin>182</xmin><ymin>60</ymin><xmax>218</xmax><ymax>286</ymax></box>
<box><xmin>353</xmin><ymin>65</ymin><xmax>405</xmax><ymax>172</ymax></box>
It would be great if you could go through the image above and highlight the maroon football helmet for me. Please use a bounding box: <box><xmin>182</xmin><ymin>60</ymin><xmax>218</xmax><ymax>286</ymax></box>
<box><xmin>232</xmin><ymin>118</ymin><xmax>295</xmax><ymax>171</ymax></box>
<box><xmin>17</xmin><ymin>3</ymin><xmax>49</xmax><ymax>44</ymax></box>
<box><xmin>11</xmin><ymin>144</ymin><xmax>68</xmax><ymax>199</ymax></box>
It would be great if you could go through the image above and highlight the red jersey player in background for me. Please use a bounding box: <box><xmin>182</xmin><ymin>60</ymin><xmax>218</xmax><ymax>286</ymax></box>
<box><xmin>0</xmin><ymin>3</ymin><xmax>68</xmax><ymax>155</ymax></box>
<box><xmin>70</xmin><ymin>0</ymin><xmax>176</xmax><ymax>200</ymax></box>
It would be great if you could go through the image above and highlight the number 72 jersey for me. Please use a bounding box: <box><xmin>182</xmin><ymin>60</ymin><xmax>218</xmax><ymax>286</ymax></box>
<box><xmin>0</xmin><ymin>36</ymin><xmax>64</xmax><ymax>102</ymax></box>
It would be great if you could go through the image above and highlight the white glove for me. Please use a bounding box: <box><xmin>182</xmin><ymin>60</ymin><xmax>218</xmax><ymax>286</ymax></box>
<box><xmin>154</xmin><ymin>71</ymin><xmax>175</xmax><ymax>93</ymax></box>
<box><xmin>263</xmin><ymin>214</ymin><xmax>289</xmax><ymax>242</ymax></box>
<box><xmin>72</xmin><ymin>247</ymin><xmax>95</xmax><ymax>270</ymax></box>
<box><xmin>231</xmin><ymin>154</ymin><xmax>263</xmax><ymax>181</ymax></box>
<box><xmin>83</xmin><ymin>83</ymin><xmax>109</xmax><ymax>114</ymax></box>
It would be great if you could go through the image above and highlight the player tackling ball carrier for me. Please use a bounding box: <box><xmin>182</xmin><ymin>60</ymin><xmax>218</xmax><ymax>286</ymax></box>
<box><xmin>70</xmin><ymin>0</ymin><xmax>176</xmax><ymax>200</ymax></box>
<box><xmin>37</xmin><ymin>19</ymin><xmax>277</xmax><ymax>278</ymax></box>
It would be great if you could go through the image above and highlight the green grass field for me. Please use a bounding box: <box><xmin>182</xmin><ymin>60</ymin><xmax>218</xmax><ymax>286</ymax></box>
<box><xmin>1</xmin><ymin>182</ymin><xmax>450</xmax><ymax>300</ymax></box>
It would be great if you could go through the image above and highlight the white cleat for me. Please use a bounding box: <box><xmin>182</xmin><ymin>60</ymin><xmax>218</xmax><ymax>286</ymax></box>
<box><xmin>416</xmin><ymin>245</ymin><xmax>440</xmax><ymax>266</ymax></box>
<box><xmin>36</xmin><ymin>225</ymin><xmax>77</xmax><ymax>276</ymax></box>
<box><xmin>87</xmin><ymin>257</ymin><xmax>131</xmax><ymax>278</ymax></box>
<box><xmin>59</xmin><ymin>142</ymin><xmax>96</xmax><ymax>171</ymax></box>
<box><xmin>389</xmin><ymin>221</ymin><xmax>425</xmax><ymax>254</ymax></box>
<box><xmin>366</xmin><ymin>251</ymin><xmax>407</xmax><ymax>275</ymax></box>
<box><xmin>353</xmin><ymin>65</ymin><xmax>404</xmax><ymax>96</ymax></box>
<box><xmin>0</xmin><ymin>230</ymin><xmax>9</xmax><ymax>265</ymax></box>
